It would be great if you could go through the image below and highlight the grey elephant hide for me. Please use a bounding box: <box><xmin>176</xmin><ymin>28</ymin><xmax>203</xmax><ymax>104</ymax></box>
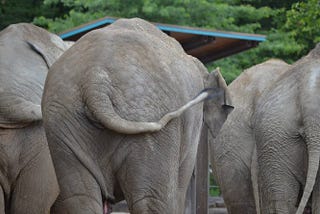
<box><xmin>42</xmin><ymin>18</ymin><xmax>232</xmax><ymax>214</ymax></box>
<box><xmin>0</xmin><ymin>23</ymin><xmax>70</xmax><ymax>128</ymax></box>
<box><xmin>252</xmin><ymin>44</ymin><xmax>320</xmax><ymax>214</ymax></box>
<box><xmin>0</xmin><ymin>23</ymin><xmax>70</xmax><ymax>213</ymax></box>
<box><xmin>210</xmin><ymin>59</ymin><xmax>291</xmax><ymax>214</ymax></box>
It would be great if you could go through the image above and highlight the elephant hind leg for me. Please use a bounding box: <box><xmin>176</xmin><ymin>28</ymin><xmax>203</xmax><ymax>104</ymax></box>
<box><xmin>311</xmin><ymin>169</ymin><xmax>320</xmax><ymax>213</ymax></box>
<box><xmin>52</xmin><ymin>194</ymin><xmax>104</xmax><ymax>214</ymax></box>
<box><xmin>10</xmin><ymin>146</ymin><xmax>59</xmax><ymax>214</ymax></box>
<box><xmin>50</xmin><ymin>149</ymin><xmax>104</xmax><ymax>214</ymax></box>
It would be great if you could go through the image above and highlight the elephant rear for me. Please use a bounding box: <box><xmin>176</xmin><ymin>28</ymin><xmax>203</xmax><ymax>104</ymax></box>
<box><xmin>42</xmin><ymin>18</ymin><xmax>231</xmax><ymax>214</ymax></box>
<box><xmin>42</xmin><ymin>18</ymin><xmax>204</xmax><ymax>214</ymax></box>
<box><xmin>0</xmin><ymin>23</ymin><xmax>71</xmax><ymax>213</ymax></box>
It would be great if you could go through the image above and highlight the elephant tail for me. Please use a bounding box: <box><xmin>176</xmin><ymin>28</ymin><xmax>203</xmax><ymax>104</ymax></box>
<box><xmin>251</xmin><ymin>145</ymin><xmax>261</xmax><ymax>214</ymax></box>
<box><xmin>26</xmin><ymin>40</ymin><xmax>67</xmax><ymax>68</ymax></box>
<box><xmin>296</xmin><ymin>119</ymin><xmax>320</xmax><ymax>214</ymax></box>
<box><xmin>296</xmin><ymin>65</ymin><xmax>320</xmax><ymax>214</ymax></box>
<box><xmin>0</xmin><ymin>95</ymin><xmax>42</xmax><ymax>128</ymax></box>
<box><xmin>296</xmin><ymin>151</ymin><xmax>320</xmax><ymax>214</ymax></box>
<box><xmin>83</xmin><ymin>67</ymin><xmax>219</xmax><ymax>134</ymax></box>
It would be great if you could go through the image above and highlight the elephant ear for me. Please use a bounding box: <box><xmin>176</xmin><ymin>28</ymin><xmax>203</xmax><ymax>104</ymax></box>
<box><xmin>216</xmin><ymin>68</ymin><xmax>233</xmax><ymax>107</ymax></box>
<box><xmin>0</xmin><ymin>94</ymin><xmax>42</xmax><ymax>128</ymax></box>
<box><xmin>206</xmin><ymin>68</ymin><xmax>234</xmax><ymax>112</ymax></box>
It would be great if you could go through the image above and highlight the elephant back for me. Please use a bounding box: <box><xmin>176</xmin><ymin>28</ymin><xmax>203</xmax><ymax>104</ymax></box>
<box><xmin>229</xmin><ymin>59</ymin><xmax>290</xmax><ymax>106</ymax></box>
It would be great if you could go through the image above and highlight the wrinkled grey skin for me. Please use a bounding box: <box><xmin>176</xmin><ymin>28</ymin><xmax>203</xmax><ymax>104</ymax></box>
<box><xmin>42</xmin><ymin>18</ymin><xmax>232</xmax><ymax>214</ymax></box>
<box><xmin>0</xmin><ymin>23</ymin><xmax>70</xmax><ymax>213</ymax></box>
<box><xmin>253</xmin><ymin>44</ymin><xmax>320</xmax><ymax>214</ymax></box>
<box><xmin>210</xmin><ymin>59</ymin><xmax>291</xmax><ymax>213</ymax></box>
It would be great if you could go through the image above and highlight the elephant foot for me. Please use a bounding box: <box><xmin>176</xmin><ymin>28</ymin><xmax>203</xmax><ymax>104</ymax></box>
<box><xmin>104</xmin><ymin>201</ymin><xmax>112</xmax><ymax>214</ymax></box>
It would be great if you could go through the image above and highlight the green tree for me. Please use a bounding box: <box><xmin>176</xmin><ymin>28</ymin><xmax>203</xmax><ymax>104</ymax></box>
<box><xmin>213</xmin><ymin>0</ymin><xmax>320</xmax><ymax>79</ymax></box>
<box><xmin>31</xmin><ymin>0</ymin><xmax>320</xmax><ymax>83</ymax></box>
<box><xmin>0</xmin><ymin>0</ymin><xmax>43</xmax><ymax>30</ymax></box>
<box><xmin>32</xmin><ymin>0</ymin><xmax>277</xmax><ymax>83</ymax></box>
<box><xmin>33</xmin><ymin>0</ymin><xmax>274</xmax><ymax>34</ymax></box>
<box><xmin>285</xmin><ymin>0</ymin><xmax>320</xmax><ymax>56</ymax></box>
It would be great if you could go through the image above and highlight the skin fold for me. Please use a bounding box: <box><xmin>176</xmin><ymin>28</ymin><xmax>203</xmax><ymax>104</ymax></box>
<box><xmin>42</xmin><ymin>18</ymin><xmax>232</xmax><ymax>214</ymax></box>
<box><xmin>0</xmin><ymin>23</ymin><xmax>70</xmax><ymax>213</ymax></box>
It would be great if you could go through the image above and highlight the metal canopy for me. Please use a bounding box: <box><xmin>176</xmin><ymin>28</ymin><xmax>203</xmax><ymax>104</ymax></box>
<box><xmin>59</xmin><ymin>16</ymin><xmax>266</xmax><ymax>64</ymax></box>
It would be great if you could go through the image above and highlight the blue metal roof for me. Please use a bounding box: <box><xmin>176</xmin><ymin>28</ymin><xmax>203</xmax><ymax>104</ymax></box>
<box><xmin>59</xmin><ymin>18</ymin><xmax>116</xmax><ymax>39</ymax></box>
<box><xmin>59</xmin><ymin>16</ymin><xmax>266</xmax><ymax>63</ymax></box>
<box><xmin>156</xmin><ymin>25</ymin><xmax>266</xmax><ymax>41</ymax></box>
<box><xmin>59</xmin><ymin>17</ymin><xmax>266</xmax><ymax>42</ymax></box>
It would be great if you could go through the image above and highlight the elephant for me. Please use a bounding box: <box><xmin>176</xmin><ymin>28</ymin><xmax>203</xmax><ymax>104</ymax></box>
<box><xmin>41</xmin><ymin>18</ymin><xmax>233</xmax><ymax>214</ymax></box>
<box><xmin>252</xmin><ymin>44</ymin><xmax>320</xmax><ymax>214</ymax></box>
<box><xmin>210</xmin><ymin>59</ymin><xmax>291</xmax><ymax>213</ymax></box>
<box><xmin>0</xmin><ymin>23</ymin><xmax>71</xmax><ymax>213</ymax></box>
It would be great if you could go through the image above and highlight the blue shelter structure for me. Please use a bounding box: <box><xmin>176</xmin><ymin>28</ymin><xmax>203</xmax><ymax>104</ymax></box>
<box><xmin>59</xmin><ymin>16</ymin><xmax>266</xmax><ymax>64</ymax></box>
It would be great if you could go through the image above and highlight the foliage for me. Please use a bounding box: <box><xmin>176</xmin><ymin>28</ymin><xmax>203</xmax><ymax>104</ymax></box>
<box><xmin>285</xmin><ymin>0</ymin><xmax>320</xmax><ymax>56</ymax></box>
<box><xmin>0</xmin><ymin>0</ymin><xmax>44</xmax><ymax>30</ymax></box>
<box><xmin>32</xmin><ymin>0</ymin><xmax>275</xmax><ymax>34</ymax></box>
<box><xmin>2</xmin><ymin>0</ymin><xmax>320</xmax><ymax>83</ymax></box>
<box><xmin>208</xmin><ymin>0</ymin><xmax>320</xmax><ymax>83</ymax></box>
<box><xmin>30</xmin><ymin>0</ymin><xmax>279</xmax><ymax>84</ymax></box>
<box><xmin>210</xmin><ymin>173</ymin><xmax>221</xmax><ymax>196</ymax></box>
